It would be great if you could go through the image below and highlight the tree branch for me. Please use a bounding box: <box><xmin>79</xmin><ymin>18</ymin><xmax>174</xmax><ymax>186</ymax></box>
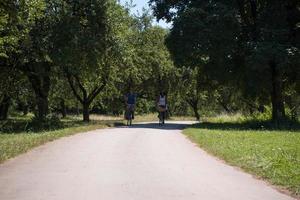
<box><xmin>87</xmin><ymin>81</ymin><xmax>106</xmax><ymax>104</ymax></box>
<box><xmin>65</xmin><ymin>71</ymin><xmax>84</xmax><ymax>104</ymax></box>
<box><xmin>74</xmin><ymin>75</ymin><xmax>87</xmax><ymax>99</ymax></box>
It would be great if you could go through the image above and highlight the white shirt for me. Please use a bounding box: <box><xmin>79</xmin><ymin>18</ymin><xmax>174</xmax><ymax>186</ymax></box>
<box><xmin>158</xmin><ymin>96</ymin><xmax>166</xmax><ymax>106</ymax></box>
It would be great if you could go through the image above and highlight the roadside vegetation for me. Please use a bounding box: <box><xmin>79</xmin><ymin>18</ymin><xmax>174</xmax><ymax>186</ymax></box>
<box><xmin>0</xmin><ymin>114</ymin><xmax>123</xmax><ymax>163</ymax></box>
<box><xmin>184</xmin><ymin>115</ymin><xmax>300</xmax><ymax>197</ymax></box>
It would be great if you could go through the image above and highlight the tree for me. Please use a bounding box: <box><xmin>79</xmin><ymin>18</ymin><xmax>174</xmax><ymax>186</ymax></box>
<box><xmin>49</xmin><ymin>69</ymin><xmax>78</xmax><ymax>118</ymax></box>
<box><xmin>150</xmin><ymin>0</ymin><xmax>300</xmax><ymax>122</ymax></box>
<box><xmin>52</xmin><ymin>0</ymin><xmax>130</xmax><ymax>121</ymax></box>
<box><xmin>0</xmin><ymin>0</ymin><xmax>58</xmax><ymax>120</ymax></box>
<box><xmin>110</xmin><ymin>10</ymin><xmax>176</xmax><ymax>115</ymax></box>
<box><xmin>179</xmin><ymin>67</ymin><xmax>202</xmax><ymax>120</ymax></box>
<box><xmin>243</xmin><ymin>1</ymin><xmax>300</xmax><ymax>121</ymax></box>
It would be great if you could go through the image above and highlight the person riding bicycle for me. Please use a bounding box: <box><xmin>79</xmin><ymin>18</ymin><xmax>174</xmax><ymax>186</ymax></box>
<box><xmin>157</xmin><ymin>92</ymin><xmax>167</xmax><ymax>122</ymax></box>
<box><xmin>124</xmin><ymin>89</ymin><xmax>136</xmax><ymax>120</ymax></box>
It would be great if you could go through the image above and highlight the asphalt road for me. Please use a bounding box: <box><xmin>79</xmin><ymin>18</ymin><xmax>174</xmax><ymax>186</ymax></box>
<box><xmin>0</xmin><ymin>121</ymin><xmax>295</xmax><ymax>200</ymax></box>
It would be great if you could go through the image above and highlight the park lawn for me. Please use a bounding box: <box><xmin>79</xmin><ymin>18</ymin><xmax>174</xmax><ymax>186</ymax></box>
<box><xmin>0</xmin><ymin>119</ymin><xmax>121</xmax><ymax>164</ymax></box>
<box><xmin>184</xmin><ymin>125</ymin><xmax>300</xmax><ymax>197</ymax></box>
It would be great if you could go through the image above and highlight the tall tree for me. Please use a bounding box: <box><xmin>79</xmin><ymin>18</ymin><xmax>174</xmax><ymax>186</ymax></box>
<box><xmin>150</xmin><ymin>0</ymin><xmax>300</xmax><ymax>121</ymax></box>
<box><xmin>0</xmin><ymin>0</ymin><xmax>55</xmax><ymax>120</ymax></box>
<box><xmin>52</xmin><ymin>0</ymin><xmax>130</xmax><ymax>121</ymax></box>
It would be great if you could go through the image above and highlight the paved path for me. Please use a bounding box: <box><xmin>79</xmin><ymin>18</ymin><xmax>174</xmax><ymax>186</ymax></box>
<box><xmin>0</xmin><ymin>121</ymin><xmax>295</xmax><ymax>200</ymax></box>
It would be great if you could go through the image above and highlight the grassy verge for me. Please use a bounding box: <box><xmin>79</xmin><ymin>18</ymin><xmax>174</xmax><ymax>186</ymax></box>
<box><xmin>0</xmin><ymin>117</ymin><xmax>122</xmax><ymax>164</ymax></box>
<box><xmin>184</xmin><ymin>122</ymin><xmax>300</xmax><ymax>197</ymax></box>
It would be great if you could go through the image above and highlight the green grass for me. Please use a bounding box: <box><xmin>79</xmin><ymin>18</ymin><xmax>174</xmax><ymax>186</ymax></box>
<box><xmin>184</xmin><ymin>122</ymin><xmax>300</xmax><ymax>197</ymax></box>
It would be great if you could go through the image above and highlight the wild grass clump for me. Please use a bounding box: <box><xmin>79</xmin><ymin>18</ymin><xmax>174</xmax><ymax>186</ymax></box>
<box><xmin>26</xmin><ymin>114</ymin><xmax>63</xmax><ymax>132</ymax></box>
<box><xmin>0</xmin><ymin>114</ymin><xmax>63</xmax><ymax>133</ymax></box>
<box><xmin>203</xmin><ymin>112</ymin><xmax>300</xmax><ymax>131</ymax></box>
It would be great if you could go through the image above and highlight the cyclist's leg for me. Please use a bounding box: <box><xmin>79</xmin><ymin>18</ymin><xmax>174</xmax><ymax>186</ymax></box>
<box><xmin>159</xmin><ymin>112</ymin><xmax>161</xmax><ymax>125</ymax></box>
<box><xmin>162</xmin><ymin>106</ymin><xmax>166</xmax><ymax>124</ymax></box>
<box><xmin>132</xmin><ymin>104</ymin><xmax>136</xmax><ymax>119</ymax></box>
<box><xmin>126</xmin><ymin>105</ymin><xmax>131</xmax><ymax>126</ymax></box>
<box><xmin>127</xmin><ymin>104</ymin><xmax>132</xmax><ymax>119</ymax></box>
<box><xmin>158</xmin><ymin>106</ymin><xmax>163</xmax><ymax>124</ymax></box>
<box><xmin>160</xmin><ymin>111</ymin><xmax>164</xmax><ymax>125</ymax></box>
<box><xmin>132</xmin><ymin>110</ymin><xmax>134</xmax><ymax>120</ymax></box>
<box><xmin>130</xmin><ymin>106</ymin><xmax>133</xmax><ymax>125</ymax></box>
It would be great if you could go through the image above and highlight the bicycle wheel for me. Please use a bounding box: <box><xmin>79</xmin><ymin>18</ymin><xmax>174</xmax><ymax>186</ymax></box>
<box><xmin>158</xmin><ymin>112</ymin><xmax>163</xmax><ymax>125</ymax></box>
<box><xmin>127</xmin><ymin>110</ymin><xmax>133</xmax><ymax>126</ymax></box>
<box><xmin>125</xmin><ymin>110</ymin><xmax>131</xmax><ymax>126</ymax></box>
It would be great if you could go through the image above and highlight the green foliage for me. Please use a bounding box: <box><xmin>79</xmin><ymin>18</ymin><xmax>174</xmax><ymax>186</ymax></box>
<box><xmin>26</xmin><ymin>114</ymin><xmax>63</xmax><ymax>132</ymax></box>
<box><xmin>1</xmin><ymin>0</ymin><xmax>298</xmax><ymax>122</ymax></box>
<box><xmin>99</xmin><ymin>10</ymin><xmax>177</xmax><ymax>115</ymax></box>
<box><xmin>0</xmin><ymin>113</ymin><xmax>62</xmax><ymax>133</ymax></box>
<box><xmin>250</xmin><ymin>106</ymin><xmax>273</xmax><ymax>121</ymax></box>
<box><xmin>150</xmin><ymin>0</ymin><xmax>300</xmax><ymax>121</ymax></box>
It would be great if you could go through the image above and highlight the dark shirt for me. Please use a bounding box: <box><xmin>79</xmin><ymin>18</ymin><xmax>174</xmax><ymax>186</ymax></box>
<box><xmin>126</xmin><ymin>93</ymin><xmax>136</xmax><ymax>104</ymax></box>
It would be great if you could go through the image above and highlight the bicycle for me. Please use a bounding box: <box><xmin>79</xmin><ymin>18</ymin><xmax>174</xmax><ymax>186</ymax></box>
<box><xmin>158</xmin><ymin>106</ymin><xmax>166</xmax><ymax>126</ymax></box>
<box><xmin>125</xmin><ymin>105</ymin><xmax>134</xmax><ymax>126</ymax></box>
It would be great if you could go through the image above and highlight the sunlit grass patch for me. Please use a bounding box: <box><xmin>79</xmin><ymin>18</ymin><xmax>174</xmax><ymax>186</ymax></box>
<box><xmin>184</xmin><ymin>126</ymin><xmax>300</xmax><ymax>197</ymax></box>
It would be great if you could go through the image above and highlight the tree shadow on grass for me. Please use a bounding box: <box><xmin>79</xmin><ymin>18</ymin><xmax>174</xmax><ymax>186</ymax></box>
<box><xmin>193</xmin><ymin>120</ymin><xmax>300</xmax><ymax>132</ymax></box>
<box><xmin>0</xmin><ymin>118</ymin><xmax>123</xmax><ymax>134</ymax></box>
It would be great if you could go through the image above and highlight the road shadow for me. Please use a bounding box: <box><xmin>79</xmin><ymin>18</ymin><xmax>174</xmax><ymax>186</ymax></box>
<box><xmin>119</xmin><ymin>121</ymin><xmax>196</xmax><ymax>130</ymax></box>
<box><xmin>0</xmin><ymin>119</ymin><xmax>123</xmax><ymax>134</ymax></box>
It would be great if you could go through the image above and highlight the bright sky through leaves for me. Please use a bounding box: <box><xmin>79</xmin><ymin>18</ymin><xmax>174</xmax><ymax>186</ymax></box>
<box><xmin>119</xmin><ymin>0</ymin><xmax>170</xmax><ymax>28</ymax></box>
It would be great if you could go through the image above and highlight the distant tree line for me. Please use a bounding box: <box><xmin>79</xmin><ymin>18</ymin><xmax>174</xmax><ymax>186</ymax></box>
<box><xmin>0</xmin><ymin>0</ymin><xmax>299</xmax><ymax>123</ymax></box>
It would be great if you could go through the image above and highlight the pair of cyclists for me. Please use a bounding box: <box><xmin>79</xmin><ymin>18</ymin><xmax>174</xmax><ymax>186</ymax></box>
<box><xmin>124</xmin><ymin>90</ymin><xmax>167</xmax><ymax>124</ymax></box>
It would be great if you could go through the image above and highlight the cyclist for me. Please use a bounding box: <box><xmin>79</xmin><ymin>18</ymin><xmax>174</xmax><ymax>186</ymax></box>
<box><xmin>124</xmin><ymin>89</ymin><xmax>137</xmax><ymax>120</ymax></box>
<box><xmin>157</xmin><ymin>92</ymin><xmax>167</xmax><ymax>124</ymax></box>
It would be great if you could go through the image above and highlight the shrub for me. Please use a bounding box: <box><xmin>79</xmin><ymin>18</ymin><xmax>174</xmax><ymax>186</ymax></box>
<box><xmin>25</xmin><ymin>113</ymin><xmax>63</xmax><ymax>132</ymax></box>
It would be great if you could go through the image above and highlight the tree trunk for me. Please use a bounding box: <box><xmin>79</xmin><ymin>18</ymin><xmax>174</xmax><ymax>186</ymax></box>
<box><xmin>270</xmin><ymin>61</ymin><xmax>285</xmax><ymax>122</ymax></box>
<box><xmin>193</xmin><ymin>105</ymin><xmax>200</xmax><ymax>121</ymax></box>
<box><xmin>60</xmin><ymin>99</ymin><xmax>67</xmax><ymax>118</ymax></box>
<box><xmin>187</xmin><ymin>99</ymin><xmax>200</xmax><ymax>121</ymax></box>
<box><xmin>36</xmin><ymin>95</ymin><xmax>49</xmax><ymax>120</ymax></box>
<box><xmin>83</xmin><ymin>102</ymin><xmax>90</xmax><ymax>122</ymax></box>
<box><xmin>25</xmin><ymin>62</ymin><xmax>51</xmax><ymax>120</ymax></box>
<box><xmin>76</xmin><ymin>103</ymin><xmax>80</xmax><ymax>116</ymax></box>
<box><xmin>0</xmin><ymin>95</ymin><xmax>10</xmax><ymax>120</ymax></box>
